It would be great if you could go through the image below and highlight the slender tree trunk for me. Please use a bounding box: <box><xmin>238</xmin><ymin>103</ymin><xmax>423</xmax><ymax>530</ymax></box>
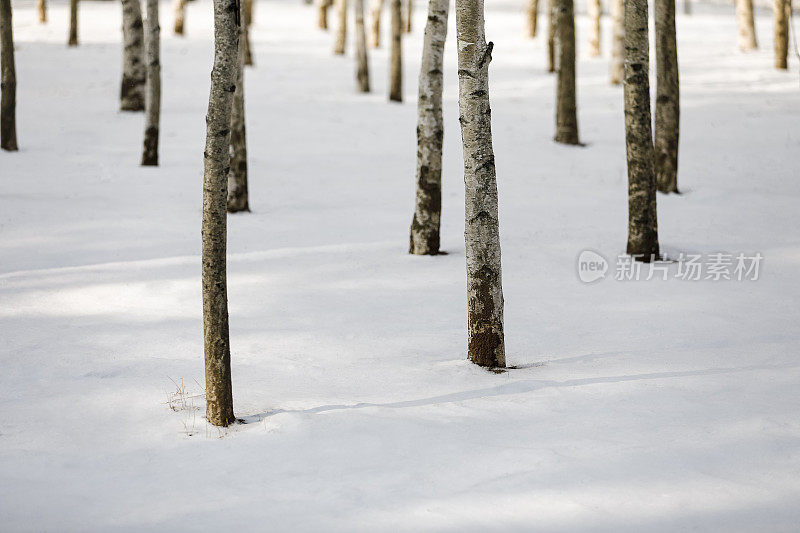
<box><xmin>203</xmin><ymin>0</ymin><xmax>239</xmax><ymax>428</ymax></box>
<box><xmin>0</xmin><ymin>0</ymin><xmax>17</xmax><ymax>151</ymax></box>
<box><xmin>318</xmin><ymin>0</ymin><xmax>333</xmax><ymax>30</ymax></box>
<box><xmin>68</xmin><ymin>0</ymin><xmax>78</xmax><ymax>46</ymax></box>
<box><xmin>588</xmin><ymin>0</ymin><xmax>601</xmax><ymax>56</ymax></box>
<box><xmin>735</xmin><ymin>0</ymin><xmax>758</xmax><ymax>51</ymax></box>
<box><xmin>526</xmin><ymin>0</ymin><xmax>539</xmax><ymax>38</ymax></box>
<box><xmin>173</xmin><ymin>0</ymin><xmax>186</xmax><ymax>35</ymax></box>
<box><xmin>610</xmin><ymin>0</ymin><xmax>624</xmax><ymax>84</ymax></box>
<box><xmin>774</xmin><ymin>0</ymin><xmax>789</xmax><ymax>69</ymax></box>
<box><xmin>38</xmin><ymin>0</ymin><xmax>47</xmax><ymax>23</ymax></box>
<box><xmin>228</xmin><ymin>1</ymin><xmax>249</xmax><ymax>213</ymax></box>
<box><xmin>547</xmin><ymin>0</ymin><xmax>555</xmax><ymax>72</ymax></box>
<box><xmin>141</xmin><ymin>0</ymin><xmax>160</xmax><ymax>166</ymax></box>
<box><xmin>409</xmin><ymin>0</ymin><xmax>448</xmax><ymax>255</ymax></box>
<box><xmin>554</xmin><ymin>0</ymin><xmax>579</xmax><ymax>144</ymax></box>
<box><xmin>369</xmin><ymin>0</ymin><xmax>384</xmax><ymax>46</ymax></box>
<box><xmin>455</xmin><ymin>0</ymin><xmax>506</xmax><ymax>369</ymax></box>
<box><xmin>683</xmin><ymin>0</ymin><xmax>690</xmax><ymax>14</ymax></box>
<box><xmin>355</xmin><ymin>0</ymin><xmax>371</xmax><ymax>91</ymax></box>
<box><xmin>624</xmin><ymin>0</ymin><xmax>659</xmax><ymax>260</ymax></box>
<box><xmin>389</xmin><ymin>0</ymin><xmax>402</xmax><ymax>100</ymax></box>
<box><xmin>121</xmin><ymin>0</ymin><xmax>146</xmax><ymax>111</ymax></box>
<box><xmin>403</xmin><ymin>0</ymin><xmax>412</xmax><ymax>32</ymax></box>
<box><xmin>334</xmin><ymin>0</ymin><xmax>347</xmax><ymax>54</ymax></box>
<box><xmin>654</xmin><ymin>0</ymin><xmax>679</xmax><ymax>193</ymax></box>
<box><xmin>243</xmin><ymin>0</ymin><xmax>253</xmax><ymax>66</ymax></box>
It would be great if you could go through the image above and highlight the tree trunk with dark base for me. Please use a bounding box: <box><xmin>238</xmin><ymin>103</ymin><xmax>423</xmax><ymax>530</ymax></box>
<box><xmin>610</xmin><ymin>0</ymin><xmax>623</xmax><ymax>84</ymax></box>
<box><xmin>735</xmin><ymin>0</ymin><xmax>758</xmax><ymax>51</ymax></box>
<box><xmin>403</xmin><ymin>0</ymin><xmax>412</xmax><ymax>32</ymax></box>
<box><xmin>142</xmin><ymin>0</ymin><xmax>160</xmax><ymax>166</ymax></box>
<box><xmin>455</xmin><ymin>0</ymin><xmax>506</xmax><ymax>369</ymax></box>
<box><xmin>0</xmin><ymin>0</ymin><xmax>17</xmax><ymax>151</ymax></box>
<box><xmin>38</xmin><ymin>0</ymin><xmax>47</xmax><ymax>23</ymax></box>
<box><xmin>227</xmin><ymin>0</ymin><xmax>249</xmax><ymax>213</ymax></box>
<box><xmin>624</xmin><ymin>0</ymin><xmax>659</xmax><ymax>261</ymax></box>
<box><xmin>334</xmin><ymin>0</ymin><xmax>347</xmax><ymax>54</ymax></box>
<box><xmin>203</xmin><ymin>0</ymin><xmax>240</xmax><ymax>427</ymax></box>
<box><xmin>654</xmin><ymin>0</ymin><xmax>679</xmax><ymax>193</ymax></box>
<box><xmin>526</xmin><ymin>0</ymin><xmax>539</xmax><ymax>38</ymax></box>
<box><xmin>369</xmin><ymin>0</ymin><xmax>384</xmax><ymax>46</ymax></box>
<box><xmin>554</xmin><ymin>0</ymin><xmax>579</xmax><ymax>145</ymax></box>
<box><xmin>409</xmin><ymin>0</ymin><xmax>448</xmax><ymax>255</ymax></box>
<box><xmin>546</xmin><ymin>0</ymin><xmax>555</xmax><ymax>72</ymax></box>
<box><xmin>318</xmin><ymin>0</ymin><xmax>333</xmax><ymax>30</ymax></box>
<box><xmin>774</xmin><ymin>0</ymin><xmax>789</xmax><ymax>69</ymax></box>
<box><xmin>389</xmin><ymin>0</ymin><xmax>402</xmax><ymax>101</ymax></box>
<box><xmin>173</xmin><ymin>0</ymin><xmax>186</xmax><ymax>35</ymax></box>
<box><xmin>68</xmin><ymin>0</ymin><xmax>78</xmax><ymax>46</ymax></box>
<box><xmin>121</xmin><ymin>0</ymin><xmax>146</xmax><ymax>111</ymax></box>
<box><xmin>355</xmin><ymin>0</ymin><xmax>370</xmax><ymax>91</ymax></box>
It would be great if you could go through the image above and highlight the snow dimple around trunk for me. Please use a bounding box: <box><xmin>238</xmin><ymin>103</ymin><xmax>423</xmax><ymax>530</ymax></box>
<box><xmin>455</xmin><ymin>0</ymin><xmax>505</xmax><ymax>369</ymax></box>
<box><xmin>409</xmin><ymin>0</ymin><xmax>448</xmax><ymax>255</ymax></box>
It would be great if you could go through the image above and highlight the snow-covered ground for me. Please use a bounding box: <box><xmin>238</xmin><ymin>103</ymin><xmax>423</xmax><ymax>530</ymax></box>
<box><xmin>1</xmin><ymin>0</ymin><xmax>799</xmax><ymax>530</ymax></box>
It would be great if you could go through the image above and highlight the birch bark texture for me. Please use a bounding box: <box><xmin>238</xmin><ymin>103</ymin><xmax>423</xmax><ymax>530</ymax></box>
<box><xmin>38</xmin><ymin>0</ymin><xmax>46</xmax><ymax>23</ymax></box>
<box><xmin>624</xmin><ymin>0</ymin><xmax>659</xmax><ymax>260</ymax></box>
<box><xmin>173</xmin><ymin>0</ymin><xmax>186</xmax><ymax>35</ymax></box>
<box><xmin>0</xmin><ymin>0</ymin><xmax>17</xmax><ymax>151</ymax></box>
<box><xmin>547</xmin><ymin>0</ymin><xmax>555</xmax><ymax>72</ymax></box>
<box><xmin>369</xmin><ymin>0</ymin><xmax>384</xmax><ymax>46</ymax></box>
<box><xmin>774</xmin><ymin>0</ymin><xmax>789</xmax><ymax>69</ymax></box>
<box><xmin>554</xmin><ymin>0</ymin><xmax>580</xmax><ymax>145</ymax></box>
<box><xmin>735</xmin><ymin>0</ymin><xmax>758</xmax><ymax>51</ymax></box>
<box><xmin>141</xmin><ymin>0</ymin><xmax>160</xmax><ymax>166</ymax></box>
<box><xmin>227</xmin><ymin>0</ymin><xmax>249</xmax><ymax>213</ymax></box>
<box><xmin>389</xmin><ymin>0</ymin><xmax>402</xmax><ymax>101</ymax></box>
<box><xmin>68</xmin><ymin>0</ymin><xmax>78</xmax><ymax>46</ymax></box>
<box><xmin>409</xmin><ymin>0</ymin><xmax>448</xmax><ymax>255</ymax></box>
<box><xmin>455</xmin><ymin>0</ymin><xmax>506</xmax><ymax>368</ymax></box>
<box><xmin>120</xmin><ymin>0</ymin><xmax>146</xmax><ymax>111</ymax></box>
<box><xmin>609</xmin><ymin>0</ymin><xmax>623</xmax><ymax>84</ymax></box>
<box><xmin>526</xmin><ymin>0</ymin><xmax>539</xmax><ymax>38</ymax></box>
<box><xmin>243</xmin><ymin>0</ymin><xmax>253</xmax><ymax>66</ymax></box>
<box><xmin>334</xmin><ymin>0</ymin><xmax>347</xmax><ymax>54</ymax></box>
<box><xmin>588</xmin><ymin>0</ymin><xmax>601</xmax><ymax>56</ymax></box>
<box><xmin>202</xmin><ymin>0</ymin><xmax>240</xmax><ymax>427</ymax></box>
<box><xmin>654</xmin><ymin>0</ymin><xmax>679</xmax><ymax>193</ymax></box>
<box><xmin>355</xmin><ymin>0</ymin><xmax>371</xmax><ymax>91</ymax></box>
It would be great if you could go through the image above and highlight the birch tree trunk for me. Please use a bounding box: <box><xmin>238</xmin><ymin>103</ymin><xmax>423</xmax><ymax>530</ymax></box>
<box><xmin>120</xmin><ymin>0</ymin><xmax>146</xmax><ymax>111</ymax></box>
<box><xmin>588</xmin><ymin>0</ymin><xmax>601</xmax><ymax>56</ymax></box>
<box><xmin>455</xmin><ymin>0</ymin><xmax>506</xmax><ymax>369</ymax></box>
<box><xmin>141</xmin><ymin>0</ymin><xmax>160</xmax><ymax>166</ymax></box>
<box><xmin>173</xmin><ymin>0</ymin><xmax>186</xmax><ymax>35</ymax></box>
<box><xmin>68</xmin><ymin>0</ymin><xmax>78</xmax><ymax>46</ymax></box>
<box><xmin>609</xmin><ymin>0</ymin><xmax>623</xmax><ymax>84</ymax></box>
<box><xmin>409</xmin><ymin>0</ymin><xmax>448</xmax><ymax>255</ymax></box>
<box><xmin>547</xmin><ymin>0</ymin><xmax>556</xmax><ymax>72</ymax></box>
<box><xmin>318</xmin><ymin>0</ymin><xmax>333</xmax><ymax>30</ymax></box>
<box><xmin>654</xmin><ymin>0</ymin><xmax>679</xmax><ymax>193</ymax></box>
<box><xmin>774</xmin><ymin>0</ymin><xmax>789</xmax><ymax>69</ymax></box>
<box><xmin>243</xmin><ymin>0</ymin><xmax>253</xmax><ymax>66</ymax></box>
<box><xmin>38</xmin><ymin>0</ymin><xmax>46</xmax><ymax>23</ymax></box>
<box><xmin>624</xmin><ymin>0</ymin><xmax>659</xmax><ymax>260</ymax></box>
<box><xmin>203</xmin><ymin>0</ymin><xmax>239</xmax><ymax>428</ymax></box>
<box><xmin>355</xmin><ymin>0</ymin><xmax>370</xmax><ymax>91</ymax></box>
<box><xmin>389</xmin><ymin>0</ymin><xmax>403</xmax><ymax>100</ymax></box>
<box><xmin>554</xmin><ymin>0</ymin><xmax>579</xmax><ymax>144</ymax></box>
<box><xmin>334</xmin><ymin>0</ymin><xmax>347</xmax><ymax>54</ymax></box>
<box><xmin>403</xmin><ymin>0</ymin><xmax>412</xmax><ymax>33</ymax></box>
<box><xmin>735</xmin><ymin>0</ymin><xmax>758</xmax><ymax>51</ymax></box>
<box><xmin>228</xmin><ymin>0</ymin><xmax>249</xmax><ymax>213</ymax></box>
<box><xmin>369</xmin><ymin>0</ymin><xmax>384</xmax><ymax>46</ymax></box>
<box><xmin>526</xmin><ymin>0</ymin><xmax>539</xmax><ymax>38</ymax></box>
<box><xmin>0</xmin><ymin>0</ymin><xmax>17</xmax><ymax>151</ymax></box>
<box><xmin>683</xmin><ymin>0</ymin><xmax>690</xmax><ymax>14</ymax></box>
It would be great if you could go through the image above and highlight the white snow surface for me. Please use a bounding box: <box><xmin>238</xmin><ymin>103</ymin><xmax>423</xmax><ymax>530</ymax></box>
<box><xmin>1</xmin><ymin>0</ymin><xmax>799</xmax><ymax>531</ymax></box>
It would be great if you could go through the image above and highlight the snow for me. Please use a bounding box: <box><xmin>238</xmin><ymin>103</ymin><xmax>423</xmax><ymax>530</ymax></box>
<box><xmin>1</xmin><ymin>0</ymin><xmax>799</xmax><ymax>530</ymax></box>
